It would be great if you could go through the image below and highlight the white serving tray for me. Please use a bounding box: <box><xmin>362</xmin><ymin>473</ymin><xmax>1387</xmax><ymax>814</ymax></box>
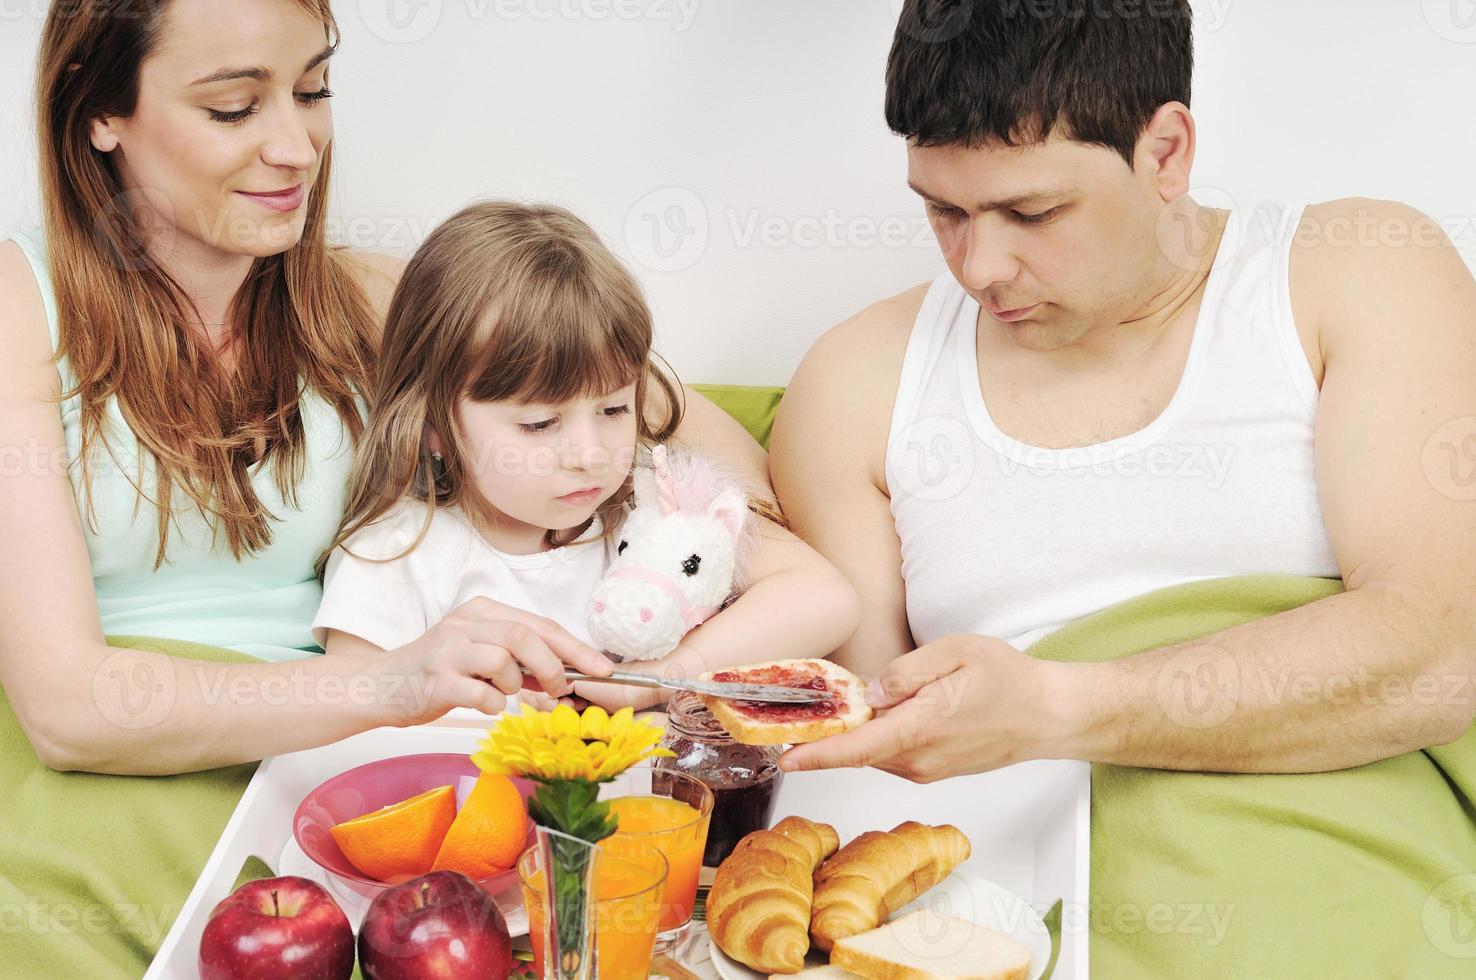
<box><xmin>146</xmin><ymin>724</ymin><xmax>487</xmax><ymax>980</ymax></box>
<box><xmin>147</xmin><ymin>726</ymin><xmax>1089</xmax><ymax>979</ymax></box>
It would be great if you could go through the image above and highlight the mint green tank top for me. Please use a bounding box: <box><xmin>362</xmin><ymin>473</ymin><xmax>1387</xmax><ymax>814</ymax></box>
<box><xmin>11</xmin><ymin>229</ymin><xmax>358</xmax><ymax>662</ymax></box>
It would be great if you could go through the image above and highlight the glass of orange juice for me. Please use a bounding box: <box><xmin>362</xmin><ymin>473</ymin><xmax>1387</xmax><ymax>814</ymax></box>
<box><xmin>518</xmin><ymin>834</ymin><xmax>667</xmax><ymax>980</ymax></box>
<box><xmin>601</xmin><ymin>763</ymin><xmax>714</xmax><ymax>949</ymax></box>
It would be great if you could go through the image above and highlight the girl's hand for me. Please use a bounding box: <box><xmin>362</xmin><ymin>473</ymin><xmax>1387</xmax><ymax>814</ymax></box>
<box><xmin>375</xmin><ymin>597</ymin><xmax>615</xmax><ymax>726</ymax></box>
<box><xmin>572</xmin><ymin>678</ymin><xmax>667</xmax><ymax>714</ymax></box>
<box><xmin>572</xmin><ymin>645</ymin><xmax>710</xmax><ymax>713</ymax></box>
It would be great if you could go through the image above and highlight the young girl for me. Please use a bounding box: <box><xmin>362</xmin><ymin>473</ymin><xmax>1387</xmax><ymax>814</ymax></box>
<box><xmin>312</xmin><ymin>200</ymin><xmax>860</xmax><ymax>713</ymax></box>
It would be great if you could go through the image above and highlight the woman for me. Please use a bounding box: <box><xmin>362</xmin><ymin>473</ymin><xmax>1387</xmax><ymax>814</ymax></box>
<box><xmin>0</xmin><ymin>0</ymin><xmax>778</xmax><ymax>778</ymax></box>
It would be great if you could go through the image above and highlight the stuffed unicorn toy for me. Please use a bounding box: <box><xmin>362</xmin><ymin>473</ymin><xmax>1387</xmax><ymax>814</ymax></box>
<box><xmin>587</xmin><ymin>445</ymin><xmax>753</xmax><ymax>662</ymax></box>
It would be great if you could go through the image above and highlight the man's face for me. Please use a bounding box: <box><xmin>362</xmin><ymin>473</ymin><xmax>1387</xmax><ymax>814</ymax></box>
<box><xmin>908</xmin><ymin>133</ymin><xmax>1168</xmax><ymax>351</ymax></box>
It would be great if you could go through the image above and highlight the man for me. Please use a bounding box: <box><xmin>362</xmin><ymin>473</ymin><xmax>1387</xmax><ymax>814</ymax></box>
<box><xmin>772</xmin><ymin>1</ymin><xmax>1476</xmax><ymax>784</ymax></box>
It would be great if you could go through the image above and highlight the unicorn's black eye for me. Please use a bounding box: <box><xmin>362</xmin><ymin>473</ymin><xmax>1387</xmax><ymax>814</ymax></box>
<box><xmin>618</xmin><ymin>540</ymin><xmax>629</xmax><ymax>555</ymax></box>
<box><xmin>681</xmin><ymin>555</ymin><xmax>701</xmax><ymax>576</ymax></box>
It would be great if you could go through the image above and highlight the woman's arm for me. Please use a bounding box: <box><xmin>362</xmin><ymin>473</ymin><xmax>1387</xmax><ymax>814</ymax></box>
<box><xmin>0</xmin><ymin>244</ymin><xmax>606</xmax><ymax>775</ymax></box>
<box><xmin>0</xmin><ymin>243</ymin><xmax>379</xmax><ymax>774</ymax></box>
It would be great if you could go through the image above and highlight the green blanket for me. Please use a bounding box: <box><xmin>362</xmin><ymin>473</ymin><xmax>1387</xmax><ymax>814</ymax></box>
<box><xmin>0</xmin><ymin>636</ymin><xmax>259</xmax><ymax>978</ymax></box>
<box><xmin>4</xmin><ymin>577</ymin><xmax>1473</xmax><ymax>977</ymax></box>
<box><xmin>1026</xmin><ymin>575</ymin><xmax>1476</xmax><ymax>977</ymax></box>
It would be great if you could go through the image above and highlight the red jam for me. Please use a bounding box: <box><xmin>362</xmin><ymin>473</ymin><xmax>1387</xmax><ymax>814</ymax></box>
<box><xmin>711</xmin><ymin>666</ymin><xmax>840</xmax><ymax>723</ymax></box>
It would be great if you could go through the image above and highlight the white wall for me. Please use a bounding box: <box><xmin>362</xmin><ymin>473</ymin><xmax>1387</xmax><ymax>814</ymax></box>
<box><xmin>3</xmin><ymin>0</ymin><xmax>1473</xmax><ymax>385</ymax></box>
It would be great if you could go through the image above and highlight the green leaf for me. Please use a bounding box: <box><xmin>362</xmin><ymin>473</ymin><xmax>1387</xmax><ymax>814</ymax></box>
<box><xmin>530</xmin><ymin>780</ymin><xmax>617</xmax><ymax>844</ymax></box>
<box><xmin>1040</xmin><ymin>898</ymin><xmax>1064</xmax><ymax>980</ymax></box>
<box><xmin>231</xmin><ymin>855</ymin><xmax>275</xmax><ymax>892</ymax></box>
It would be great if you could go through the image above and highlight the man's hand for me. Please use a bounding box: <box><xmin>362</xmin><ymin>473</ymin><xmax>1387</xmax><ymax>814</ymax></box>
<box><xmin>778</xmin><ymin>635</ymin><xmax>1071</xmax><ymax>782</ymax></box>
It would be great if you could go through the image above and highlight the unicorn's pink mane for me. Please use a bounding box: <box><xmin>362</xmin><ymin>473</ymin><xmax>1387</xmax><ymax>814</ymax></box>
<box><xmin>650</xmin><ymin>444</ymin><xmax>735</xmax><ymax>514</ymax></box>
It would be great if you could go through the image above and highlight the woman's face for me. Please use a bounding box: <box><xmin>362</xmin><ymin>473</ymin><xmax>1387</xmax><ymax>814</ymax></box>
<box><xmin>90</xmin><ymin>0</ymin><xmax>335</xmax><ymax>261</ymax></box>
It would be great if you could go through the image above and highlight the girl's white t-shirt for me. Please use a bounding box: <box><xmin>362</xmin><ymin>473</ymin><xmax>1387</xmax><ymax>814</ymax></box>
<box><xmin>312</xmin><ymin>501</ymin><xmax>617</xmax><ymax>652</ymax></box>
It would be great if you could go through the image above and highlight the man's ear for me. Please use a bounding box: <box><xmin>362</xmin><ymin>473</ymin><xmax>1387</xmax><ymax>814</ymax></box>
<box><xmin>1140</xmin><ymin>101</ymin><xmax>1196</xmax><ymax>202</ymax></box>
<box><xmin>89</xmin><ymin>115</ymin><xmax>121</xmax><ymax>154</ymax></box>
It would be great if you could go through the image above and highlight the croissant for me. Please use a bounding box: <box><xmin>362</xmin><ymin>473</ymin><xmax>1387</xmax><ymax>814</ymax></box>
<box><xmin>707</xmin><ymin>816</ymin><xmax>841</xmax><ymax>973</ymax></box>
<box><xmin>809</xmin><ymin>821</ymin><xmax>971</xmax><ymax>952</ymax></box>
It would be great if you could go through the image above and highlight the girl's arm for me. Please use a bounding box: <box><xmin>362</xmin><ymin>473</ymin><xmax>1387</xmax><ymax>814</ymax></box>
<box><xmin>575</xmin><ymin>517</ymin><xmax>861</xmax><ymax>711</ymax></box>
<box><xmin>574</xmin><ymin>386</ymin><xmax>859</xmax><ymax>710</ymax></box>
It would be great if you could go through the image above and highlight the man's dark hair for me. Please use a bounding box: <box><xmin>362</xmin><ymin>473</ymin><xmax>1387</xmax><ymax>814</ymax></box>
<box><xmin>885</xmin><ymin>0</ymin><xmax>1194</xmax><ymax>169</ymax></box>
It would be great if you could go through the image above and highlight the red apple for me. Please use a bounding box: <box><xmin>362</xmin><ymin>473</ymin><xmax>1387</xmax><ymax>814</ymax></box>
<box><xmin>198</xmin><ymin>875</ymin><xmax>353</xmax><ymax>980</ymax></box>
<box><xmin>358</xmin><ymin>870</ymin><xmax>514</xmax><ymax>980</ymax></box>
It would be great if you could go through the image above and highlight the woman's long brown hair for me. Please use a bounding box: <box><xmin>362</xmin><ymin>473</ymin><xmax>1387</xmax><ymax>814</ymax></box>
<box><xmin>37</xmin><ymin>1</ymin><xmax>378</xmax><ymax>567</ymax></box>
<box><xmin>323</xmin><ymin>200</ymin><xmax>684</xmax><ymax>571</ymax></box>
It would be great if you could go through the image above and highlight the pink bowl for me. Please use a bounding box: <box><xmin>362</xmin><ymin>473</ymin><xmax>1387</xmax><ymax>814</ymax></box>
<box><xmin>292</xmin><ymin>753</ymin><xmax>536</xmax><ymax>899</ymax></box>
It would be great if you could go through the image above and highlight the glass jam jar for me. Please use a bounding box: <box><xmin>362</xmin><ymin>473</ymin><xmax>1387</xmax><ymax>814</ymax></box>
<box><xmin>655</xmin><ymin>691</ymin><xmax>785</xmax><ymax>873</ymax></box>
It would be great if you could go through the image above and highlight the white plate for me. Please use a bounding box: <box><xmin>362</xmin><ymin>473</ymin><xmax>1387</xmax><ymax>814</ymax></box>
<box><xmin>708</xmin><ymin>870</ymin><xmax>1050</xmax><ymax>979</ymax></box>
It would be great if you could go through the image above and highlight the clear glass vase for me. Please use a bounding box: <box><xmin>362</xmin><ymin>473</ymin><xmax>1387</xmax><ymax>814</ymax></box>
<box><xmin>530</xmin><ymin>826</ymin><xmax>599</xmax><ymax>980</ymax></box>
<box><xmin>518</xmin><ymin>827</ymin><xmax>670</xmax><ymax>980</ymax></box>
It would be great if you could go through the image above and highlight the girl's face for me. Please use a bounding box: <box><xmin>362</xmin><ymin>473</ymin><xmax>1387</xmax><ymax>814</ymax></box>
<box><xmin>90</xmin><ymin>0</ymin><xmax>335</xmax><ymax>261</ymax></box>
<box><xmin>455</xmin><ymin>383</ymin><xmax>641</xmax><ymax>547</ymax></box>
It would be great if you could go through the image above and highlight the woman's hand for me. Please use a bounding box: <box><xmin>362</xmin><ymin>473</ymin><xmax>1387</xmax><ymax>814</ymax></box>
<box><xmin>373</xmin><ymin>597</ymin><xmax>615</xmax><ymax>726</ymax></box>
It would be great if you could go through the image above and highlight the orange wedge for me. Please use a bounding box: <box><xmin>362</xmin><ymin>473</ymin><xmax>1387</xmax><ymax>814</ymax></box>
<box><xmin>431</xmin><ymin>774</ymin><xmax>529</xmax><ymax>879</ymax></box>
<box><xmin>330</xmin><ymin>784</ymin><xmax>457</xmax><ymax>882</ymax></box>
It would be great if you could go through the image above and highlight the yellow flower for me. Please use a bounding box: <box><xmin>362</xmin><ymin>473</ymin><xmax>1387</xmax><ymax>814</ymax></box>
<box><xmin>473</xmin><ymin>704</ymin><xmax>674</xmax><ymax>783</ymax></box>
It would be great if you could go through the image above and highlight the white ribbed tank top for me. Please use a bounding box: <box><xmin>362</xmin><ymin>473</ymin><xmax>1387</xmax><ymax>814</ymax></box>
<box><xmin>885</xmin><ymin>201</ymin><xmax>1340</xmax><ymax>651</ymax></box>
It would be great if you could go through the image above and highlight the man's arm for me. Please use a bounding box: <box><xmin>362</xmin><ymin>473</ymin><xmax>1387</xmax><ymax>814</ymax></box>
<box><xmin>783</xmin><ymin>201</ymin><xmax>1476</xmax><ymax>780</ymax></box>
<box><xmin>1063</xmin><ymin>199</ymin><xmax>1476</xmax><ymax>772</ymax></box>
<box><xmin>769</xmin><ymin>288</ymin><xmax>926</xmax><ymax>679</ymax></box>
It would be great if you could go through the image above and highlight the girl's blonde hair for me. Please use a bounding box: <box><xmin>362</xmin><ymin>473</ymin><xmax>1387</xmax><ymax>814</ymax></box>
<box><xmin>36</xmin><ymin>1</ymin><xmax>379</xmax><ymax>568</ymax></box>
<box><xmin>325</xmin><ymin>200</ymin><xmax>683</xmax><ymax>568</ymax></box>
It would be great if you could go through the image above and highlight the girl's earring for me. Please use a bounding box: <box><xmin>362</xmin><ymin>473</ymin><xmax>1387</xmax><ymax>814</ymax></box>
<box><xmin>429</xmin><ymin>451</ymin><xmax>447</xmax><ymax>483</ymax></box>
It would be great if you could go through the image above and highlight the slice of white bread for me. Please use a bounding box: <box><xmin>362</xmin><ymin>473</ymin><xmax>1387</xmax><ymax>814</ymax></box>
<box><xmin>769</xmin><ymin>967</ymin><xmax>862</xmax><ymax>979</ymax></box>
<box><xmin>698</xmin><ymin>658</ymin><xmax>872</xmax><ymax>746</ymax></box>
<box><xmin>829</xmin><ymin>909</ymin><xmax>1031</xmax><ymax>980</ymax></box>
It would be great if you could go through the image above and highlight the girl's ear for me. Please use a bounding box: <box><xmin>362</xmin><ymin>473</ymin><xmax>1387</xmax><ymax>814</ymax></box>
<box><xmin>707</xmin><ymin>488</ymin><xmax>748</xmax><ymax>540</ymax></box>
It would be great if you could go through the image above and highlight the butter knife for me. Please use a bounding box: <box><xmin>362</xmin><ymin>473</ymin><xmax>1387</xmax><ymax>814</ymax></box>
<box><xmin>562</xmin><ymin>668</ymin><xmax>831</xmax><ymax>704</ymax></box>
